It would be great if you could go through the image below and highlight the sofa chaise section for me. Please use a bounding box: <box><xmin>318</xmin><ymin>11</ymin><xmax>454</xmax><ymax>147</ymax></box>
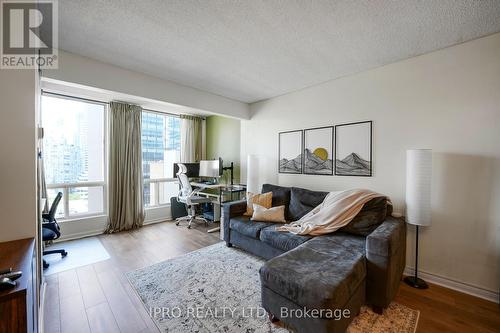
<box><xmin>260</xmin><ymin>234</ymin><xmax>367</xmax><ymax>333</ymax></box>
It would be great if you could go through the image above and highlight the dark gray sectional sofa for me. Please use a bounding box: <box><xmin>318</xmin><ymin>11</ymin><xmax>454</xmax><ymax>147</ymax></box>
<box><xmin>222</xmin><ymin>184</ymin><xmax>406</xmax><ymax>333</ymax></box>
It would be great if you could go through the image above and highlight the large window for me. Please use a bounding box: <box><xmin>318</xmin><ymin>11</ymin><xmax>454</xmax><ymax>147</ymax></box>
<box><xmin>42</xmin><ymin>95</ymin><xmax>181</xmax><ymax>218</ymax></box>
<box><xmin>42</xmin><ymin>95</ymin><xmax>106</xmax><ymax>219</ymax></box>
<box><xmin>141</xmin><ymin>111</ymin><xmax>181</xmax><ymax>207</ymax></box>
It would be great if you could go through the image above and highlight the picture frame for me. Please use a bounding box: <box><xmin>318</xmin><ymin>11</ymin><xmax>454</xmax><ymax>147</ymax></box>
<box><xmin>334</xmin><ymin>121</ymin><xmax>372</xmax><ymax>176</ymax></box>
<box><xmin>278</xmin><ymin>130</ymin><xmax>303</xmax><ymax>174</ymax></box>
<box><xmin>303</xmin><ymin>126</ymin><xmax>334</xmax><ymax>175</ymax></box>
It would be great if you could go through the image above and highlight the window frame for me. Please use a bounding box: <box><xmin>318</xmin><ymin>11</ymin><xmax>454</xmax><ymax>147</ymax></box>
<box><xmin>144</xmin><ymin>178</ymin><xmax>179</xmax><ymax>209</ymax></box>
<box><xmin>42</xmin><ymin>92</ymin><xmax>108</xmax><ymax>221</ymax></box>
<box><xmin>42</xmin><ymin>92</ymin><xmax>183</xmax><ymax>217</ymax></box>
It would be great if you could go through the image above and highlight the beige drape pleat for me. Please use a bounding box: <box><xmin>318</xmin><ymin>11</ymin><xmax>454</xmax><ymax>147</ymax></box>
<box><xmin>106</xmin><ymin>102</ymin><xmax>145</xmax><ymax>233</ymax></box>
<box><xmin>180</xmin><ymin>114</ymin><xmax>203</xmax><ymax>162</ymax></box>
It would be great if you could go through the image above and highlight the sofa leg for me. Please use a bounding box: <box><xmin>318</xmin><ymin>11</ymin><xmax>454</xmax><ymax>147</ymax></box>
<box><xmin>226</xmin><ymin>242</ymin><xmax>232</xmax><ymax>247</ymax></box>
<box><xmin>372</xmin><ymin>306</ymin><xmax>384</xmax><ymax>315</ymax></box>
<box><xmin>268</xmin><ymin>312</ymin><xmax>279</xmax><ymax>323</ymax></box>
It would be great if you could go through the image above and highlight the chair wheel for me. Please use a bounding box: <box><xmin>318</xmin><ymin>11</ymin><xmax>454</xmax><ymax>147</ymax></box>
<box><xmin>62</xmin><ymin>251</ymin><xmax>68</xmax><ymax>257</ymax></box>
<box><xmin>187</xmin><ymin>225</ymin><xmax>191</xmax><ymax>229</ymax></box>
<box><xmin>175</xmin><ymin>221</ymin><xmax>180</xmax><ymax>226</ymax></box>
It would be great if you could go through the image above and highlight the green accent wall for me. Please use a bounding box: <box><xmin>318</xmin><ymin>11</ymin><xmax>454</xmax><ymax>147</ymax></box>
<box><xmin>206</xmin><ymin>115</ymin><xmax>241</xmax><ymax>183</ymax></box>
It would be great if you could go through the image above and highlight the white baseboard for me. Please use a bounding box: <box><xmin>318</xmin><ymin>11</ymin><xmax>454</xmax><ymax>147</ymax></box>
<box><xmin>57</xmin><ymin>230</ymin><xmax>105</xmax><ymax>242</ymax></box>
<box><xmin>55</xmin><ymin>217</ymin><xmax>173</xmax><ymax>242</ymax></box>
<box><xmin>404</xmin><ymin>267</ymin><xmax>499</xmax><ymax>304</ymax></box>
<box><xmin>54</xmin><ymin>205</ymin><xmax>173</xmax><ymax>242</ymax></box>
<box><xmin>143</xmin><ymin>217</ymin><xmax>172</xmax><ymax>225</ymax></box>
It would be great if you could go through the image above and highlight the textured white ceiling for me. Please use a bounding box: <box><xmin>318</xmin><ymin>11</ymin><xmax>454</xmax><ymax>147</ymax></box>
<box><xmin>58</xmin><ymin>0</ymin><xmax>500</xmax><ymax>103</ymax></box>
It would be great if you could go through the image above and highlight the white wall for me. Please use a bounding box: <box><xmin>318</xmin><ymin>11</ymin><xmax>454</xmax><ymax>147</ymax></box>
<box><xmin>242</xmin><ymin>33</ymin><xmax>500</xmax><ymax>297</ymax></box>
<box><xmin>0</xmin><ymin>70</ymin><xmax>38</xmax><ymax>242</ymax></box>
<box><xmin>43</xmin><ymin>50</ymin><xmax>249</xmax><ymax>119</ymax></box>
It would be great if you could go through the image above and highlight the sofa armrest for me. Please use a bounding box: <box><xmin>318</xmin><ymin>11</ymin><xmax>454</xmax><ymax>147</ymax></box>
<box><xmin>222</xmin><ymin>200</ymin><xmax>247</xmax><ymax>244</ymax></box>
<box><xmin>365</xmin><ymin>217</ymin><xmax>406</xmax><ymax>309</ymax></box>
<box><xmin>366</xmin><ymin>217</ymin><xmax>404</xmax><ymax>256</ymax></box>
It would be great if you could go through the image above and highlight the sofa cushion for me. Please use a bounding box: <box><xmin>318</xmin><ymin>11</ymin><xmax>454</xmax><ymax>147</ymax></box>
<box><xmin>260</xmin><ymin>235</ymin><xmax>366</xmax><ymax>310</ymax></box>
<box><xmin>229</xmin><ymin>216</ymin><xmax>275</xmax><ymax>239</ymax></box>
<box><xmin>262</xmin><ymin>184</ymin><xmax>291</xmax><ymax>206</ymax></box>
<box><xmin>340</xmin><ymin>197</ymin><xmax>388</xmax><ymax>236</ymax></box>
<box><xmin>310</xmin><ymin>232</ymin><xmax>366</xmax><ymax>253</ymax></box>
<box><xmin>288</xmin><ymin>187</ymin><xmax>328</xmax><ymax>221</ymax></box>
<box><xmin>260</xmin><ymin>226</ymin><xmax>312</xmax><ymax>252</ymax></box>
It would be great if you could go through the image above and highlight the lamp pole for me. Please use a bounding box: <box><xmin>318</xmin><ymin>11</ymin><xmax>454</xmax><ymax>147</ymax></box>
<box><xmin>404</xmin><ymin>149</ymin><xmax>431</xmax><ymax>289</ymax></box>
<box><xmin>404</xmin><ymin>225</ymin><xmax>428</xmax><ymax>289</ymax></box>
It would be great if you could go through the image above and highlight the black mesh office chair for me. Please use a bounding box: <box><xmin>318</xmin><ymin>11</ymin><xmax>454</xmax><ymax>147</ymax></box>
<box><xmin>42</xmin><ymin>192</ymin><xmax>67</xmax><ymax>269</ymax></box>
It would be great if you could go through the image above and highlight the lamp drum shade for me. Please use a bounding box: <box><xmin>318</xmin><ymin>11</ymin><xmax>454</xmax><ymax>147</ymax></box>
<box><xmin>406</xmin><ymin>149</ymin><xmax>432</xmax><ymax>226</ymax></box>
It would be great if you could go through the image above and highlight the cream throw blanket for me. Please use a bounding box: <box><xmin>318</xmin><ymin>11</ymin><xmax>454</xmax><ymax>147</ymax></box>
<box><xmin>276</xmin><ymin>189</ymin><xmax>388</xmax><ymax>236</ymax></box>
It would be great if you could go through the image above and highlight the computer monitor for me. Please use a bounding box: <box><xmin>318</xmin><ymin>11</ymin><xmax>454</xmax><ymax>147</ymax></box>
<box><xmin>173</xmin><ymin>163</ymin><xmax>200</xmax><ymax>178</ymax></box>
<box><xmin>199</xmin><ymin>159</ymin><xmax>221</xmax><ymax>178</ymax></box>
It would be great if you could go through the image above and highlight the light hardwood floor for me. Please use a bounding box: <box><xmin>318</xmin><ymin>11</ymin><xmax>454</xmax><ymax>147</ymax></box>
<box><xmin>43</xmin><ymin>221</ymin><xmax>500</xmax><ymax>333</ymax></box>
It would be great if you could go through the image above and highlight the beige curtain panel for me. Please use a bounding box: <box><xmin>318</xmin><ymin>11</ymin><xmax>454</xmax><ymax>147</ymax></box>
<box><xmin>180</xmin><ymin>114</ymin><xmax>203</xmax><ymax>162</ymax></box>
<box><xmin>106</xmin><ymin>102</ymin><xmax>145</xmax><ymax>233</ymax></box>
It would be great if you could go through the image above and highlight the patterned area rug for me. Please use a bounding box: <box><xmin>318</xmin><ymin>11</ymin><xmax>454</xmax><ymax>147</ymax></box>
<box><xmin>126</xmin><ymin>242</ymin><xmax>419</xmax><ymax>333</ymax></box>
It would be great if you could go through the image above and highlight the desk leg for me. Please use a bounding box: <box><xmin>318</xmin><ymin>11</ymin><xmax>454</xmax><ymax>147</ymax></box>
<box><xmin>207</xmin><ymin>190</ymin><xmax>222</xmax><ymax>234</ymax></box>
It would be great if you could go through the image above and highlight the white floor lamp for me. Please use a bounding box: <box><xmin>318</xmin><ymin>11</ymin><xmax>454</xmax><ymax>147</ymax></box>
<box><xmin>405</xmin><ymin>149</ymin><xmax>432</xmax><ymax>289</ymax></box>
<box><xmin>246</xmin><ymin>154</ymin><xmax>260</xmax><ymax>194</ymax></box>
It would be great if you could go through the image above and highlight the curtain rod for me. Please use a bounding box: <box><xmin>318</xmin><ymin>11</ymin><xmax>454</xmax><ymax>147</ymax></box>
<box><xmin>41</xmin><ymin>90</ymin><xmax>205</xmax><ymax>119</ymax></box>
<box><xmin>42</xmin><ymin>90</ymin><xmax>107</xmax><ymax>105</ymax></box>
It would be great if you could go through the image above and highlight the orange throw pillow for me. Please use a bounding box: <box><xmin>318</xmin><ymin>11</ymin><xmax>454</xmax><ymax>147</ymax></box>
<box><xmin>244</xmin><ymin>192</ymin><xmax>272</xmax><ymax>216</ymax></box>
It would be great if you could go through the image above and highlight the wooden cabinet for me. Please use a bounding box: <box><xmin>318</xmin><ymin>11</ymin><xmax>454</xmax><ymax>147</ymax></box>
<box><xmin>0</xmin><ymin>238</ymin><xmax>37</xmax><ymax>333</ymax></box>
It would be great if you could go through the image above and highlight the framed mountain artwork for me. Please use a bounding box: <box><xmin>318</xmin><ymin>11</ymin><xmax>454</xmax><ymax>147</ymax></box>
<box><xmin>334</xmin><ymin>121</ymin><xmax>372</xmax><ymax>176</ymax></box>
<box><xmin>278</xmin><ymin>130</ymin><xmax>303</xmax><ymax>174</ymax></box>
<box><xmin>304</xmin><ymin>126</ymin><xmax>334</xmax><ymax>175</ymax></box>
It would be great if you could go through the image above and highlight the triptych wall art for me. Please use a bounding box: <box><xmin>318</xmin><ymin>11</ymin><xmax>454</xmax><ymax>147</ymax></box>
<box><xmin>278</xmin><ymin>130</ymin><xmax>303</xmax><ymax>174</ymax></box>
<box><xmin>278</xmin><ymin>121</ymin><xmax>372</xmax><ymax>176</ymax></box>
